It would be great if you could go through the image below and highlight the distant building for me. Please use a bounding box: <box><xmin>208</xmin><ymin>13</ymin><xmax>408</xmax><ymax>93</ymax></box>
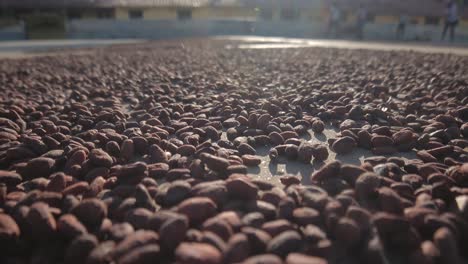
<box><xmin>0</xmin><ymin>0</ymin><xmax>254</xmax><ymax>21</ymax></box>
<box><xmin>0</xmin><ymin>0</ymin><xmax>324</xmax><ymax>22</ymax></box>
<box><xmin>2</xmin><ymin>0</ymin><xmax>465</xmax><ymax>25</ymax></box>
<box><xmin>1</xmin><ymin>0</ymin><xmax>468</xmax><ymax>40</ymax></box>
<box><xmin>328</xmin><ymin>0</ymin><xmax>466</xmax><ymax>27</ymax></box>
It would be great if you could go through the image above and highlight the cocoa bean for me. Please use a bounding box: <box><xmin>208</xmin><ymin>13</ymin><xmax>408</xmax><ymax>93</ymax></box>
<box><xmin>332</xmin><ymin>136</ymin><xmax>356</xmax><ymax>154</ymax></box>
<box><xmin>71</xmin><ymin>199</ymin><xmax>107</xmax><ymax>231</ymax></box>
<box><xmin>175</xmin><ymin>242</ymin><xmax>222</xmax><ymax>264</ymax></box>
<box><xmin>267</xmin><ymin>230</ymin><xmax>302</xmax><ymax>257</ymax></box>
<box><xmin>177</xmin><ymin>197</ymin><xmax>217</xmax><ymax>225</ymax></box>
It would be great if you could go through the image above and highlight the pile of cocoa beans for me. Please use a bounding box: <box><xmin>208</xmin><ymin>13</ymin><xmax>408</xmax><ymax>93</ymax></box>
<box><xmin>0</xmin><ymin>39</ymin><xmax>467</xmax><ymax>264</ymax></box>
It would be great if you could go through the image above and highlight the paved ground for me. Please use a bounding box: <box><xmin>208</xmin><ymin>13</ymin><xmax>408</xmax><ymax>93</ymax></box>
<box><xmin>221</xmin><ymin>36</ymin><xmax>468</xmax><ymax>55</ymax></box>
<box><xmin>2</xmin><ymin>36</ymin><xmax>468</xmax><ymax>59</ymax></box>
<box><xmin>0</xmin><ymin>39</ymin><xmax>145</xmax><ymax>58</ymax></box>
<box><xmin>245</xmin><ymin>125</ymin><xmax>417</xmax><ymax>185</ymax></box>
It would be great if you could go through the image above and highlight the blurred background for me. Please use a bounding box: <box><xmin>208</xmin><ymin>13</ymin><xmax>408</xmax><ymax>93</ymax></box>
<box><xmin>0</xmin><ymin>0</ymin><xmax>467</xmax><ymax>43</ymax></box>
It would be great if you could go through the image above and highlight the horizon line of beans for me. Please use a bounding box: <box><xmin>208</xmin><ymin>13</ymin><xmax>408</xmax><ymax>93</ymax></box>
<box><xmin>0</xmin><ymin>40</ymin><xmax>467</xmax><ymax>264</ymax></box>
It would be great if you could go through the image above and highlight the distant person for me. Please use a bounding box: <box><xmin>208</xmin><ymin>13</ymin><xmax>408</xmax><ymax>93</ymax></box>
<box><xmin>441</xmin><ymin>0</ymin><xmax>458</xmax><ymax>42</ymax></box>
<box><xmin>356</xmin><ymin>4</ymin><xmax>367</xmax><ymax>39</ymax></box>
<box><xmin>396</xmin><ymin>15</ymin><xmax>408</xmax><ymax>40</ymax></box>
<box><xmin>327</xmin><ymin>2</ymin><xmax>341</xmax><ymax>37</ymax></box>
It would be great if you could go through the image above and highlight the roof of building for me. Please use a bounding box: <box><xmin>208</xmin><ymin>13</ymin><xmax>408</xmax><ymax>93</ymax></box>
<box><xmin>1</xmin><ymin>0</ymin><xmax>212</xmax><ymax>8</ymax></box>
<box><xmin>332</xmin><ymin>0</ymin><xmax>446</xmax><ymax>17</ymax></box>
<box><xmin>0</xmin><ymin>0</ymin><xmax>322</xmax><ymax>8</ymax></box>
<box><xmin>219</xmin><ymin>0</ymin><xmax>321</xmax><ymax>8</ymax></box>
<box><xmin>0</xmin><ymin>0</ymin><xmax>452</xmax><ymax>17</ymax></box>
<box><xmin>210</xmin><ymin>0</ymin><xmax>446</xmax><ymax>12</ymax></box>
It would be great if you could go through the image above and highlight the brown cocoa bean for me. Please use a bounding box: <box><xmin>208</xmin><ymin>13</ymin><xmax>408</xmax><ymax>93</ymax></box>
<box><xmin>242</xmin><ymin>155</ymin><xmax>262</xmax><ymax>167</ymax></box>
<box><xmin>311</xmin><ymin>120</ymin><xmax>325</xmax><ymax>134</ymax></box>
<box><xmin>244</xmin><ymin>254</ymin><xmax>282</xmax><ymax>264</ymax></box>
<box><xmin>57</xmin><ymin>214</ymin><xmax>87</xmax><ymax>240</ymax></box>
<box><xmin>175</xmin><ymin>242</ymin><xmax>222</xmax><ymax>264</ymax></box>
<box><xmin>224</xmin><ymin>233</ymin><xmax>250</xmax><ymax>263</ymax></box>
<box><xmin>286</xmin><ymin>253</ymin><xmax>328</xmax><ymax>264</ymax></box>
<box><xmin>311</xmin><ymin>161</ymin><xmax>341</xmax><ymax>182</ymax></box>
<box><xmin>160</xmin><ymin>214</ymin><xmax>189</xmax><ymax>249</ymax></box>
<box><xmin>0</xmin><ymin>213</ymin><xmax>20</xmax><ymax>242</ymax></box>
<box><xmin>331</xmin><ymin>136</ymin><xmax>356</xmax><ymax>154</ymax></box>
<box><xmin>117</xmin><ymin>244</ymin><xmax>160</xmax><ymax>264</ymax></box>
<box><xmin>267</xmin><ymin>230</ymin><xmax>302</xmax><ymax>257</ymax></box>
<box><xmin>226</xmin><ymin>174</ymin><xmax>258</xmax><ymax>200</ymax></box>
<box><xmin>71</xmin><ymin>198</ymin><xmax>107</xmax><ymax>231</ymax></box>
<box><xmin>177</xmin><ymin>197</ymin><xmax>217</xmax><ymax>225</ymax></box>
<box><xmin>27</xmin><ymin>202</ymin><xmax>57</xmax><ymax>241</ymax></box>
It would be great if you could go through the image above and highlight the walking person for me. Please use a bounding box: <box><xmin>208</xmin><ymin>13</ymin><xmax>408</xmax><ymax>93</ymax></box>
<box><xmin>441</xmin><ymin>0</ymin><xmax>458</xmax><ymax>42</ymax></box>
<box><xmin>356</xmin><ymin>4</ymin><xmax>367</xmax><ymax>40</ymax></box>
<box><xmin>396</xmin><ymin>15</ymin><xmax>408</xmax><ymax>40</ymax></box>
<box><xmin>327</xmin><ymin>2</ymin><xmax>341</xmax><ymax>38</ymax></box>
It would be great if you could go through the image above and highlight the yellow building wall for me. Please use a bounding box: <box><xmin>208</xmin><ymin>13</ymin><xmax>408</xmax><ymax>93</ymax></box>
<box><xmin>460</xmin><ymin>19</ymin><xmax>468</xmax><ymax>28</ymax></box>
<box><xmin>115</xmin><ymin>8</ymin><xmax>128</xmax><ymax>20</ymax></box>
<box><xmin>271</xmin><ymin>9</ymin><xmax>281</xmax><ymax>20</ymax></box>
<box><xmin>115</xmin><ymin>7</ymin><xmax>177</xmax><ymax>20</ymax></box>
<box><xmin>84</xmin><ymin>6</ymin><xmax>261</xmax><ymax>20</ymax></box>
<box><xmin>81</xmin><ymin>10</ymin><xmax>97</xmax><ymax>19</ymax></box>
<box><xmin>413</xmin><ymin>16</ymin><xmax>425</xmax><ymax>25</ymax></box>
<box><xmin>78</xmin><ymin>9</ymin><xmax>119</xmax><ymax>19</ymax></box>
<box><xmin>375</xmin><ymin>15</ymin><xmax>398</xmax><ymax>24</ymax></box>
<box><xmin>193</xmin><ymin>7</ymin><xmax>256</xmax><ymax>19</ymax></box>
<box><xmin>346</xmin><ymin>13</ymin><xmax>357</xmax><ymax>24</ymax></box>
<box><xmin>144</xmin><ymin>7</ymin><xmax>177</xmax><ymax>19</ymax></box>
<box><xmin>302</xmin><ymin>9</ymin><xmax>323</xmax><ymax>21</ymax></box>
